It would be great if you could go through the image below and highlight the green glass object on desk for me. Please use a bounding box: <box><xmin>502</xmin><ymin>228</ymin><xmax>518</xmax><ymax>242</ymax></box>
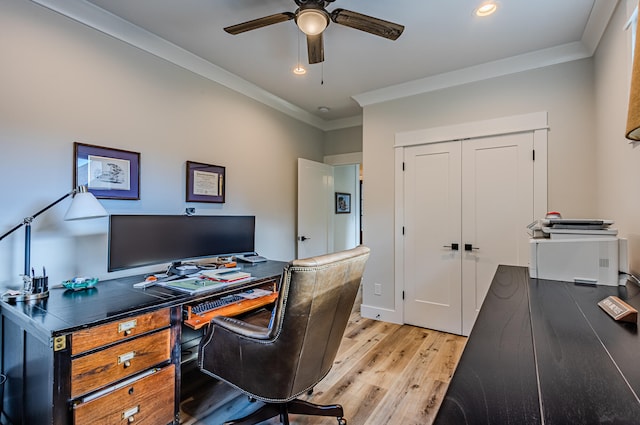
<box><xmin>62</xmin><ymin>277</ymin><xmax>99</xmax><ymax>291</ymax></box>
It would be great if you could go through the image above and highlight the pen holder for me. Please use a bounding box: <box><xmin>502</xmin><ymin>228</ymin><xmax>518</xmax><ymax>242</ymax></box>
<box><xmin>31</xmin><ymin>275</ymin><xmax>49</xmax><ymax>294</ymax></box>
<box><xmin>21</xmin><ymin>274</ymin><xmax>49</xmax><ymax>300</ymax></box>
<box><xmin>1</xmin><ymin>275</ymin><xmax>49</xmax><ymax>302</ymax></box>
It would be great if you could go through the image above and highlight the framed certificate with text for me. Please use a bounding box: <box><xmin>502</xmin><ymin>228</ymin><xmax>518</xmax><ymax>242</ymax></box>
<box><xmin>186</xmin><ymin>161</ymin><xmax>225</xmax><ymax>203</ymax></box>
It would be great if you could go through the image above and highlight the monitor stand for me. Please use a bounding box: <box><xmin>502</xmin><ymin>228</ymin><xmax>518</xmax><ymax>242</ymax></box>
<box><xmin>168</xmin><ymin>261</ymin><xmax>201</xmax><ymax>277</ymax></box>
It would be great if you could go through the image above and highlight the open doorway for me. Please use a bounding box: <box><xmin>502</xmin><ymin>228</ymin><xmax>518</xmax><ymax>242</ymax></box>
<box><xmin>296</xmin><ymin>154</ymin><xmax>362</xmax><ymax>259</ymax></box>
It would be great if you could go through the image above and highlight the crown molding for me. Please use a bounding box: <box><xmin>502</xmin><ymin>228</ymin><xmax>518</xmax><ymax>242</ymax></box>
<box><xmin>352</xmin><ymin>42</ymin><xmax>591</xmax><ymax>107</ymax></box>
<box><xmin>582</xmin><ymin>0</ymin><xmax>619</xmax><ymax>55</ymax></box>
<box><xmin>31</xmin><ymin>0</ymin><xmax>618</xmax><ymax>130</ymax></box>
<box><xmin>353</xmin><ymin>0</ymin><xmax>619</xmax><ymax>108</ymax></box>
<box><xmin>30</xmin><ymin>0</ymin><xmax>338</xmax><ymax>130</ymax></box>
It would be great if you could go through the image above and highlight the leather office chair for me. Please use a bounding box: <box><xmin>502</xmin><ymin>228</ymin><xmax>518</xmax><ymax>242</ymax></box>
<box><xmin>198</xmin><ymin>245</ymin><xmax>370</xmax><ymax>425</ymax></box>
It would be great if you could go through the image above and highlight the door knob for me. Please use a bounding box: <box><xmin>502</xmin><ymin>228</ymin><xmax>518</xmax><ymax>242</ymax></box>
<box><xmin>298</xmin><ymin>236</ymin><xmax>311</xmax><ymax>241</ymax></box>
<box><xmin>443</xmin><ymin>243</ymin><xmax>459</xmax><ymax>251</ymax></box>
<box><xmin>465</xmin><ymin>244</ymin><xmax>479</xmax><ymax>251</ymax></box>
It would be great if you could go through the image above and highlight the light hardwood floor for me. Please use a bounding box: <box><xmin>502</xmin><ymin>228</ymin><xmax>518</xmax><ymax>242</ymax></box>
<box><xmin>180</xmin><ymin>309</ymin><xmax>466</xmax><ymax>425</ymax></box>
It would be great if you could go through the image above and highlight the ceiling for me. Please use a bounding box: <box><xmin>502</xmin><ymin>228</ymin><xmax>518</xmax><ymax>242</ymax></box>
<box><xmin>35</xmin><ymin>0</ymin><xmax>617</xmax><ymax>130</ymax></box>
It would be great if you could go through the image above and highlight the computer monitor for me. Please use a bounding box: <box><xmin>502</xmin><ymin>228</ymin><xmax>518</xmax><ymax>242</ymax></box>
<box><xmin>108</xmin><ymin>215</ymin><xmax>255</xmax><ymax>272</ymax></box>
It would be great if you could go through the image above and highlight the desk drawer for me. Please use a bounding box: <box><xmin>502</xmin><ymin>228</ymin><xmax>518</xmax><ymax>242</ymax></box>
<box><xmin>71</xmin><ymin>329</ymin><xmax>171</xmax><ymax>398</ymax></box>
<box><xmin>74</xmin><ymin>364</ymin><xmax>175</xmax><ymax>424</ymax></box>
<box><xmin>72</xmin><ymin>308</ymin><xmax>170</xmax><ymax>355</ymax></box>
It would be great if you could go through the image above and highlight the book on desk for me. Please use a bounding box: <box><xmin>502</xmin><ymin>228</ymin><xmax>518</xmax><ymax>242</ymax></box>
<box><xmin>155</xmin><ymin>269</ymin><xmax>252</xmax><ymax>294</ymax></box>
<box><xmin>202</xmin><ymin>268</ymin><xmax>252</xmax><ymax>283</ymax></box>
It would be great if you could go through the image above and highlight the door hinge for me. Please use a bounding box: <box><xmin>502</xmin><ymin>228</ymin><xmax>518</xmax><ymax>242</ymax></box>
<box><xmin>402</xmin><ymin>226</ymin><xmax>405</xmax><ymax>235</ymax></box>
<box><xmin>402</xmin><ymin>162</ymin><xmax>405</xmax><ymax>171</ymax></box>
<box><xmin>532</xmin><ymin>149</ymin><xmax>536</xmax><ymax>161</ymax></box>
<box><xmin>402</xmin><ymin>291</ymin><xmax>405</xmax><ymax>300</ymax></box>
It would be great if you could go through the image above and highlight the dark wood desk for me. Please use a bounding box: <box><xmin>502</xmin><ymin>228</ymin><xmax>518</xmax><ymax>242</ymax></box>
<box><xmin>435</xmin><ymin>265</ymin><xmax>640</xmax><ymax>424</ymax></box>
<box><xmin>0</xmin><ymin>260</ymin><xmax>285</xmax><ymax>425</ymax></box>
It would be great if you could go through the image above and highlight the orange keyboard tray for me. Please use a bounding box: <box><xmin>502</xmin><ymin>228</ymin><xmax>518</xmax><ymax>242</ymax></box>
<box><xmin>184</xmin><ymin>293</ymin><xmax>277</xmax><ymax>330</ymax></box>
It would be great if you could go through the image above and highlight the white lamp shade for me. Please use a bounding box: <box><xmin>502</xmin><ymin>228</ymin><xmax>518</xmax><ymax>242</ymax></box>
<box><xmin>64</xmin><ymin>191</ymin><xmax>108</xmax><ymax>221</ymax></box>
<box><xmin>297</xmin><ymin>9</ymin><xmax>328</xmax><ymax>36</ymax></box>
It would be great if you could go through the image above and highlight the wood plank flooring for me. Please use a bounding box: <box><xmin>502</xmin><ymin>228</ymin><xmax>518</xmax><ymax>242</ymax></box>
<box><xmin>180</xmin><ymin>309</ymin><xmax>466</xmax><ymax>425</ymax></box>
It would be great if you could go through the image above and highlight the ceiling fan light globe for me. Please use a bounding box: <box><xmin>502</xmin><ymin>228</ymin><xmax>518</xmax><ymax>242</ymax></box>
<box><xmin>297</xmin><ymin>9</ymin><xmax>328</xmax><ymax>35</ymax></box>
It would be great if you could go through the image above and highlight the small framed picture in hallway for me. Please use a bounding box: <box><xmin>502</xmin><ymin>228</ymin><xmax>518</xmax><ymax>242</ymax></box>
<box><xmin>335</xmin><ymin>192</ymin><xmax>351</xmax><ymax>214</ymax></box>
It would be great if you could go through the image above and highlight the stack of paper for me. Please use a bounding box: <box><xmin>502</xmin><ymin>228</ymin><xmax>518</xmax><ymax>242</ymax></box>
<box><xmin>200</xmin><ymin>269</ymin><xmax>252</xmax><ymax>283</ymax></box>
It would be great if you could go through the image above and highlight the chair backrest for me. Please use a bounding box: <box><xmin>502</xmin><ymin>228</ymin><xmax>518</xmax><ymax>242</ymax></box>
<box><xmin>198</xmin><ymin>245</ymin><xmax>370</xmax><ymax>402</ymax></box>
<box><xmin>271</xmin><ymin>245</ymin><xmax>370</xmax><ymax>398</ymax></box>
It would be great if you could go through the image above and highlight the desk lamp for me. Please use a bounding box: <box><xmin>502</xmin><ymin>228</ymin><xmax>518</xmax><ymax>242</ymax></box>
<box><xmin>0</xmin><ymin>185</ymin><xmax>107</xmax><ymax>302</ymax></box>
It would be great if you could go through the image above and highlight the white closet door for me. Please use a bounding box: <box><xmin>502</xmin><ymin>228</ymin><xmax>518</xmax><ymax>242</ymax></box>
<box><xmin>403</xmin><ymin>132</ymin><xmax>534</xmax><ymax>336</ymax></box>
<box><xmin>404</xmin><ymin>141</ymin><xmax>462</xmax><ymax>335</ymax></box>
<box><xmin>461</xmin><ymin>132</ymin><xmax>534</xmax><ymax>335</ymax></box>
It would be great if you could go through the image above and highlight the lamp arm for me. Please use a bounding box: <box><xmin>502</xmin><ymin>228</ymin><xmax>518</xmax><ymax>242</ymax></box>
<box><xmin>0</xmin><ymin>188</ymin><xmax>77</xmax><ymax>242</ymax></box>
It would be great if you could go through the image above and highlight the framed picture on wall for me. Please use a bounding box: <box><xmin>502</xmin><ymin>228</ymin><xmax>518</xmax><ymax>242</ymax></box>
<box><xmin>73</xmin><ymin>142</ymin><xmax>140</xmax><ymax>200</ymax></box>
<box><xmin>335</xmin><ymin>192</ymin><xmax>351</xmax><ymax>214</ymax></box>
<box><xmin>186</xmin><ymin>161</ymin><xmax>226</xmax><ymax>203</ymax></box>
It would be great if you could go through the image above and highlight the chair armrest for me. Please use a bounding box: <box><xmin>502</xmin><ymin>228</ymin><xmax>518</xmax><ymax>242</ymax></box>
<box><xmin>212</xmin><ymin>316</ymin><xmax>271</xmax><ymax>340</ymax></box>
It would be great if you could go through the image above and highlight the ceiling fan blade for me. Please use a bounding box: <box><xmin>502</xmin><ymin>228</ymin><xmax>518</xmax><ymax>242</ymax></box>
<box><xmin>330</xmin><ymin>8</ymin><xmax>404</xmax><ymax>40</ymax></box>
<box><xmin>224</xmin><ymin>12</ymin><xmax>295</xmax><ymax>35</ymax></box>
<box><xmin>307</xmin><ymin>33</ymin><xmax>324</xmax><ymax>64</ymax></box>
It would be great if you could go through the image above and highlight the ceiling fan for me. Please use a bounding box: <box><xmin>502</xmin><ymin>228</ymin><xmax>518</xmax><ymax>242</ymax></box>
<box><xmin>224</xmin><ymin>0</ymin><xmax>404</xmax><ymax>64</ymax></box>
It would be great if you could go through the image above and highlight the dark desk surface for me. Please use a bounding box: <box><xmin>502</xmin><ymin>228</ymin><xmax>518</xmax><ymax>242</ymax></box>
<box><xmin>435</xmin><ymin>265</ymin><xmax>640</xmax><ymax>425</ymax></box>
<box><xmin>0</xmin><ymin>260</ymin><xmax>286</xmax><ymax>339</ymax></box>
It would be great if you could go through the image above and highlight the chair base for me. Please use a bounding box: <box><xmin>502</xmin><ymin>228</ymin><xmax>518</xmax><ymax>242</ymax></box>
<box><xmin>224</xmin><ymin>398</ymin><xmax>346</xmax><ymax>425</ymax></box>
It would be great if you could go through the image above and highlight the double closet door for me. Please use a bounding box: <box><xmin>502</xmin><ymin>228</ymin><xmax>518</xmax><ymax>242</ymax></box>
<box><xmin>403</xmin><ymin>132</ymin><xmax>534</xmax><ymax>335</ymax></box>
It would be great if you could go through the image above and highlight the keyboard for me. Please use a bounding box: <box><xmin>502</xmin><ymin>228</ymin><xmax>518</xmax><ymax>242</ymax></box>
<box><xmin>190</xmin><ymin>294</ymin><xmax>244</xmax><ymax>315</ymax></box>
<box><xmin>183</xmin><ymin>291</ymin><xmax>278</xmax><ymax>330</ymax></box>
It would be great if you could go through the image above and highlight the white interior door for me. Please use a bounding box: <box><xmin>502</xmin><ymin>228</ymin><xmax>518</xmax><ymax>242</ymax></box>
<box><xmin>461</xmin><ymin>133</ymin><xmax>534</xmax><ymax>335</ymax></box>
<box><xmin>404</xmin><ymin>133</ymin><xmax>534</xmax><ymax>335</ymax></box>
<box><xmin>404</xmin><ymin>142</ymin><xmax>463</xmax><ymax>334</ymax></box>
<box><xmin>297</xmin><ymin>158</ymin><xmax>334</xmax><ymax>259</ymax></box>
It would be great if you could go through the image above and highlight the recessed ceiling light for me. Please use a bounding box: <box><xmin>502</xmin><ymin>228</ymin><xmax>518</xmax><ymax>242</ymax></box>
<box><xmin>318</xmin><ymin>106</ymin><xmax>330</xmax><ymax>113</ymax></box>
<box><xmin>293</xmin><ymin>66</ymin><xmax>306</xmax><ymax>75</ymax></box>
<box><xmin>475</xmin><ymin>2</ymin><xmax>498</xmax><ymax>17</ymax></box>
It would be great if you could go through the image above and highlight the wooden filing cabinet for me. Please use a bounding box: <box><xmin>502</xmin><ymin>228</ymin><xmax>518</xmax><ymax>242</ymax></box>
<box><xmin>0</xmin><ymin>302</ymin><xmax>181</xmax><ymax>425</ymax></box>
<box><xmin>73</xmin><ymin>364</ymin><xmax>175</xmax><ymax>424</ymax></box>
<box><xmin>69</xmin><ymin>308</ymin><xmax>176</xmax><ymax>424</ymax></box>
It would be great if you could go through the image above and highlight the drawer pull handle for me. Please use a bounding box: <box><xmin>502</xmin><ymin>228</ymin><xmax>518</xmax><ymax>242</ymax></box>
<box><xmin>118</xmin><ymin>319</ymin><xmax>137</xmax><ymax>335</ymax></box>
<box><xmin>118</xmin><ymin>351</ymin><xmax>136</xmax><ymax>367</ymax></box>
<box><xmin>122</xmin><ymin>405</ymin><xmax>139</xmax><ymax>421</ymax></box>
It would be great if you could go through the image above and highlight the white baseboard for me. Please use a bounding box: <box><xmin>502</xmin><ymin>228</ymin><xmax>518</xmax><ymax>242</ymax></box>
<box><xmin>360</xmin><ymin>304</ymin><xmax>403</xmax><ymax>324</ymax></box>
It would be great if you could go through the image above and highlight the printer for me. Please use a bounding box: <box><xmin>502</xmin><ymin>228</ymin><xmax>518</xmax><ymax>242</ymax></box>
<box><xmin>529</xmin><ymin>219</ymin><xmax>620</xmax><ymax>286</ymax></box>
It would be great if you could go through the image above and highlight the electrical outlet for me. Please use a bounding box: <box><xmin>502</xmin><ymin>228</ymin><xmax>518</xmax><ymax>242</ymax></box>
<box><xmin>374</xmin><ymin>283</ymin><xmax>382</xmax><ymax>295</ymax></box>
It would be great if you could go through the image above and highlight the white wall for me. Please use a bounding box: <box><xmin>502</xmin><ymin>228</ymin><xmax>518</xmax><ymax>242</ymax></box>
<box><xmin>324</xmin><ymin>126</ymin><xmax>363</xmax><ymax>156</ymax></box>
<box><xmin>594</xmin><ymin>0</ymin><xmax>640</xmax><ymax>276</ymax></box>
<box><xmin>333</xmin><ymin>164</ymin><xmax>359</xmax><ymax>251</ymax></box>
<box><xmin>0</xmin><ymin>0</ymin><xmax>324</xmax><ymax>287</ymax></box>
<box><xmin>361</xmin><ymin>59</ymin><xmax>597</xmax><ymax>313</ymax></box>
